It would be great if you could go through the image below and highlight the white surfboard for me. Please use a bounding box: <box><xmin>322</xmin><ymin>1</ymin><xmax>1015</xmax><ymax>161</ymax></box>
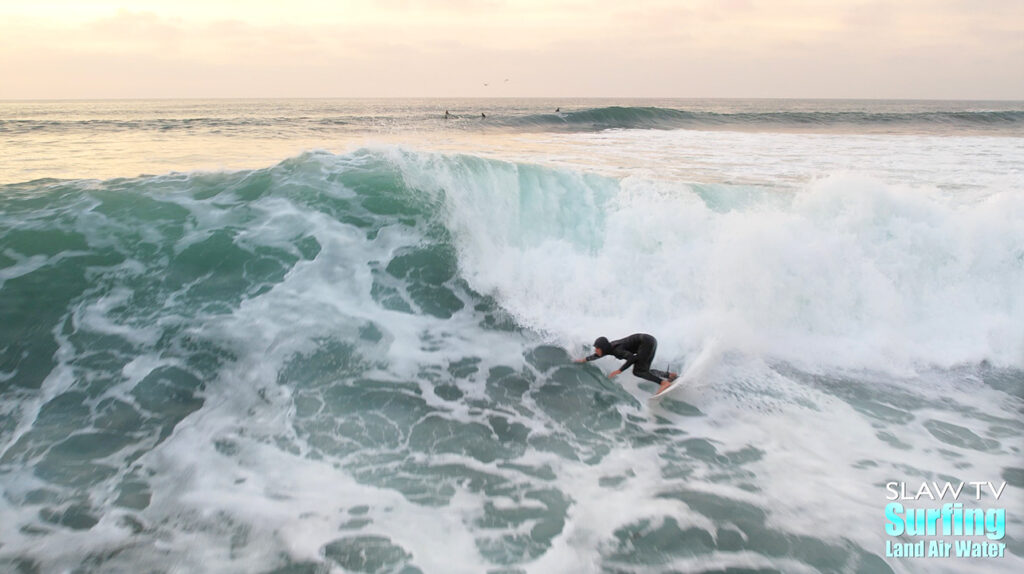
<box><xmin>648</xmin><ymin>376</ymin><xmax>685</xmax><ymax>401</ymax></box>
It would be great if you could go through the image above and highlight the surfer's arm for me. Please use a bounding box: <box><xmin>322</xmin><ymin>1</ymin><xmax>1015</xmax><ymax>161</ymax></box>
<box><xmin>574</xmin><ymin>353</ymin><xmax>600</xmax><ymax>363</ymax></box>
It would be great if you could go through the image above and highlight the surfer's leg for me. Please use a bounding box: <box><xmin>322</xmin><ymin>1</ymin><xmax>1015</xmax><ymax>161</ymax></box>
<box><xmin>649</xmin><ymin>369</ymin><xmax>678</xmax><ymax>381</ymax></box>
<box><xmin>633</xmin><ymin>367</ymin><xmax>662</xmax><ymax>384</ymax></box>
<box><xmin>633</xmin><ymin>339</ymin><xmax>669</xmax><ymax>385</ymax></box>
<box><xmin>640</xmin><ymin>339</ymin><xmax>679</xmax><ymax>383</ymax></box>
<box><xmin>649</xmin><ymin>368</ymin><xmax>670</xmax><ymax>380</ymax></box>
<box><xmin>639</xmin><ymin>336</ymin><xmax>657</xmax><ymax>364</ymax></box>
<box><xmin>634</xmin><ymin>358</ymin><xmax>671</xmax><ymax>386</ymax></box>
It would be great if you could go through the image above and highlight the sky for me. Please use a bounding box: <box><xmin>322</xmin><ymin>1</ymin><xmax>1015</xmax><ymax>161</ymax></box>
<box><xmin>1</xmin><ymin>0</ymin><xmax>1022</xmax><ymax>100</ymax></box>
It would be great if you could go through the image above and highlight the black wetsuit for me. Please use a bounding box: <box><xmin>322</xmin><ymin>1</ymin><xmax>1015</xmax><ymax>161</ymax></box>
<box><xmin>585</xmin><ymin>333</ymin><xmax>671</xmax><ymax>384</ymax></box>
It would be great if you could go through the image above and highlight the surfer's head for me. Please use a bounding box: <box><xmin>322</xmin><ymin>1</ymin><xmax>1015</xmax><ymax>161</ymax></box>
<box><xmin>594</xmin><ymin>336</ymin><xmax>612</xmax><ymax>356</ymax></box>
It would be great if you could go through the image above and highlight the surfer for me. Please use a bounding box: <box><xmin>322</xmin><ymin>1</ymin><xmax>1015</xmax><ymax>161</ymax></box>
<box><xmin>575</xmin><ymin>333</ymin><xmax>677</xmax><ymax>394</ymax></box>
<box><xmin>444</xmin><ymin>110</ymin><xmax>450</xmax><ymax>119</ymax></box>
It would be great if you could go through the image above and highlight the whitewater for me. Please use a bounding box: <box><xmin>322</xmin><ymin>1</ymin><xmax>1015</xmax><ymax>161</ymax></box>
<box><xmin>0</xmin><ymin>99</ymin><xmax>1022</xmax><ymax>573</ymax></box>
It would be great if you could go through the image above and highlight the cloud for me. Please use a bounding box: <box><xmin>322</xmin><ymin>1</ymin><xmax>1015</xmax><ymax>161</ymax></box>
<box><xmin>0</xmin><ymin>1</ymin><xmax>1021</xmax><ymax>98</ymax></box>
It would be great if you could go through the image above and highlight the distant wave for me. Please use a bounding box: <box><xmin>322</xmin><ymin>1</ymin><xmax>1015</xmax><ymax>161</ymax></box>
<box><xmin>4</xmin><ymin>106</ymin><xmax>1022</xmax><ymax>136</ymax></box>
<box><xmin>0</xmin><ymin>116</ymin><xmax>350</xmax><ymax>135</ymax></box>
<box><xmin>504</xmin><ymin>107</ymin><xmax>699</xmax><ymax>130</ymax></box>
<box><xmin>502</xmin><ymin>106</ymin><xmax>1024</xmax><ymax>133</ymax></box>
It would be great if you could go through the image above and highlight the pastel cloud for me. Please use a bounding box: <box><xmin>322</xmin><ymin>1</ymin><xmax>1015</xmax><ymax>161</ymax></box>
<box><xmin>1</xmin><ymin>0</ymin><xmax>1021</xmax><ymax>98</ymax></box>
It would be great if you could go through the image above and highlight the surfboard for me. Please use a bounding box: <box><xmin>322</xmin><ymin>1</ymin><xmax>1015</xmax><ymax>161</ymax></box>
<box><xmin>648</xmin><ymin>376</ymin><xmax>685</xmax><ymax>402</ymax></box>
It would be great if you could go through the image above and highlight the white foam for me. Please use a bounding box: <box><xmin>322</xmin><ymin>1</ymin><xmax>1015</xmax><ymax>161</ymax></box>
<box><xmin>387</xmin><ymin>149</ymin><xmax>1024</xmax><ymax>372</ymax></box>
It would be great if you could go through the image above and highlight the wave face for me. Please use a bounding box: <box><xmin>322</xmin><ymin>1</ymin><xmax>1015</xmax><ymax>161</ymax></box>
<box><xmin>1</xmin><ymin>150</ymin><xmax>1022</xmax><ymax>573</ymax></box>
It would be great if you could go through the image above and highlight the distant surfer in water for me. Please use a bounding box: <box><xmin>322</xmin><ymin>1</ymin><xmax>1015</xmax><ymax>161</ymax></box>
<box><xmin>575</xmin><ymin>333</ymin><xmax>677</xmax><ymax>394</ymax></box>
<box><xmin>444</xmin><ymin>110</ymin><xmax>450</xmax><ymax>119</ymax></box>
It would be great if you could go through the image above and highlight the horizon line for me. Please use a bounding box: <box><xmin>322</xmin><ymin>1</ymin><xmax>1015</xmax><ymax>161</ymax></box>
<box><xmin>4</xmin><ymin>96</ymin><xmax>1024</xmax><ymax>103</ymax></box>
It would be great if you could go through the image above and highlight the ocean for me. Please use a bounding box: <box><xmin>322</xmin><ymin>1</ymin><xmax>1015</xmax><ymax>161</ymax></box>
<box><xmin>0</xmin><ymin>98</ymin><xmax>1022</xmax><ymax>573</ymax></box>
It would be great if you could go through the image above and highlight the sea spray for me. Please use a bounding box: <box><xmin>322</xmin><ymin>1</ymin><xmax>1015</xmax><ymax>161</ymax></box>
<box><xmin>379</xmin><ymin>148</ymin><xmax>1024</xmax><ymax>372</ymax></box>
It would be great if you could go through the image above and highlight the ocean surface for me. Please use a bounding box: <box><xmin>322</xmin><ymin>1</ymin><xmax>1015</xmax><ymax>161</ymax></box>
<box><xmin>0</xmin><ymin>98</ymin><xmax>1022</xmax><ymax>573</ymax></box>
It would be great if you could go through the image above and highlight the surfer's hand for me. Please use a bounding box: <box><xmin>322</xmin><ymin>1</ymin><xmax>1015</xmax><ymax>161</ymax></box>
<box><xmin>573</xmin><ymin>358</ymin><xmax>587</xmax><ymax>363</ymax></box>
<box><xmin>608</xmin><ymin>370</ymin><xmax>621</xmax><ymax>378</ymax></box>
